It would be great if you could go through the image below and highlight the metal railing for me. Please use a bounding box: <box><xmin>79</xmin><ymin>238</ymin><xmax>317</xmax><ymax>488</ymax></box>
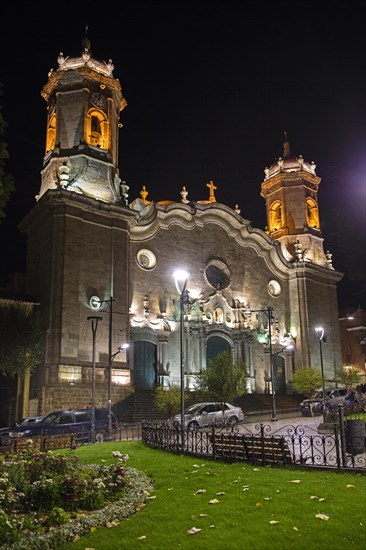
<box><xmin>141</xmin><ymin>406</ymin><xmax>366</xmax><ymax>471</ymax></box>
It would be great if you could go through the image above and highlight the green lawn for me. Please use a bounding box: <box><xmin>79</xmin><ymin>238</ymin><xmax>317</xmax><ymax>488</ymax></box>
<box><xmin>55</xmin><ymin>440</ymin><xmax>366</xmax><ymax>550</ymax></box>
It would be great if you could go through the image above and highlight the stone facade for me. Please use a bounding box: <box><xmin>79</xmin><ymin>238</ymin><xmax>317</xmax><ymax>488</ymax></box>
<box><xmin>17</xmin><ymin>39</ymin><xmax>343</xmax><ymax>418</ymax></box>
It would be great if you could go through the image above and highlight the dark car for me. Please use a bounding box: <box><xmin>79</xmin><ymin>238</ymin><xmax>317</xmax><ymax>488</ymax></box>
<box><xmin>0</xmin><ymin>416</ymin><xmax>44</xmax><ymax>446</ymax></box>
<box><xmin>9</xmin><ymin>408</ymin><xmax>119</xmax><ymax>443</ymax></box>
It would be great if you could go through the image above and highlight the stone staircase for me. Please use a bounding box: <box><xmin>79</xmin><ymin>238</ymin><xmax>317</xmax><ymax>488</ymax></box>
<box><xmin>113</xmin><ymin>390</ymin><xmax>303</xmax><ymax>425</ymax></box>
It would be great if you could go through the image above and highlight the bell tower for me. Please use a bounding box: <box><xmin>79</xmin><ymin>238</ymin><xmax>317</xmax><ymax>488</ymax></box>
<box><xmin>261</xmin><ymin>138</ymin><xmax>331</xmax><ymax>267</ymax></box>
<box><xmin>38</xmin><ymin>33</ymin><xmax>127</xmax><ymax>203</ymax></box>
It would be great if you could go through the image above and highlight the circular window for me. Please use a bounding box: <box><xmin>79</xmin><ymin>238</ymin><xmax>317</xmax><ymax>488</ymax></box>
<box><xmin>267</xmin><ymin>280</ymin><xmax>281</xmax><ymax>297</ymax></box>
<box><xmin>205</xmin><ymin>261</ymin><xmax>230</xmax><ymax>290</ymax></box>
<box><xmin>136</xmin><ymin>249</ymin><xmax>157</xmax><ymax>270</ymax></box>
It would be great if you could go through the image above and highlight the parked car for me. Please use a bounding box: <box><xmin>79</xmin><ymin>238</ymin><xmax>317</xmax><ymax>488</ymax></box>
<box><xmin>9</xmin><ymin>408</ymin><xmax>119</xmax><ymax>443</ymax></box>
<box><xmin>300</xmin><ymin>388</ymin><xmax>348</xmax><ymax>416</ymax></box>
<box><xmin>0</xmin><ymin>416</ymin><xmax>44</xmax><ymax>446</ymax></box>
<box><xmin>173</xmin><ymin>402</ymin><xmax>244</xmax><ymax>430</ymax></box>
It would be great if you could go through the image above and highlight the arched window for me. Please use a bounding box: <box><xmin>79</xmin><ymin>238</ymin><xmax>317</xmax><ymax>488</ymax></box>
<box><xmin>86</xmin><ymin>109</ymin><xmax>110</xmax><ymax>150</ymax></box>
<box><xmin>269</xmin><ymin>201</ymin><xmax>282</xmax><ymax>231</ymax></box>
<box><xmin>46</xmin><ymin>113</ymin><xmax>56</xmax><ymax>152</ymax></box>
<box><xmin>306</xmin><ymin>198</ymin><xmax>319</xmax><ymax>228</ymax></box>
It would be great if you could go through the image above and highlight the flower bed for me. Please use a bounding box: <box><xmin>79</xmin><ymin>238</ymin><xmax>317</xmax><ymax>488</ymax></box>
<box><xmin>0</xmin><ymin>447</ymin><xmax>153</xmax><ymax>549</ymax></box>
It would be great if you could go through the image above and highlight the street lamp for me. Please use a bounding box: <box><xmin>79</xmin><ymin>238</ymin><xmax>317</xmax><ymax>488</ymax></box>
<box><xmin>87</xmin><ymin>315</ymin><xmax>102</xmax><ymax>442</ymax></box>
<box><xmin>173</xmin><ymin>269</ymin><xmax>190</xmax><ymax>434</ymax></box>
<box><xmin>246</xmin><ymin>306</ymin><xmax>277</xmax><ymax>421</ymax></box>
<box><xmin>90</xmin><ymin>296</ymin><xmax>116</xmax><ymax>437</ymax></box>
<box><xmin>315</xmin><ymin>326</ymin><xmax>327</xmax><ymax>423</ymax></box>
<box><xmin>109</xmin><ymin>343</ymin><xmax>130</xmax><ymax>432</ymax></box>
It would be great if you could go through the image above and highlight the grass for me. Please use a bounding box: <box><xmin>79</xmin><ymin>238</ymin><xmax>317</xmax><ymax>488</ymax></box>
<box><xmin>55</xmin><ymin>440</ymin><xmax>366</xmax><ymax>550</ymax></box>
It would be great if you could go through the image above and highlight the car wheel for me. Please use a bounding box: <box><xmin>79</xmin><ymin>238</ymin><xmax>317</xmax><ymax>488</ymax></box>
<box><xmin>187</xmin><ymin>421</ymin><xmax>199</xmax><ymax>430</ymax></box>
<box><xmin>1</xmin><ymin>435</ymin><xmax>11</xmax><ymax>446</ymax></box>
<box><xmin>228</xmin><ymin>416</ymin><xmax>238</xmax><ymax>427</ymax></box>
<box><xmin>95</xmin><ymin>431</ymin><xmax>105</xmax><ymax>443</ymax></box>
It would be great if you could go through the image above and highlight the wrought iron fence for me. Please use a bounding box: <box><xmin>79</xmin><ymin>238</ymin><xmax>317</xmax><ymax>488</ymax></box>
<box><xmin>141</xmin><ymin>407</ymin><xmax>366</xmax><ymax>471</ymax></box>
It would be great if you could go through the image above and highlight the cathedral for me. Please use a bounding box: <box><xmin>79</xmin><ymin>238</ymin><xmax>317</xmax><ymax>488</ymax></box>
<box><xmin>18</xmin><ymin>37</ymin><xmax>343</xmax><ymax>417</ymax></box>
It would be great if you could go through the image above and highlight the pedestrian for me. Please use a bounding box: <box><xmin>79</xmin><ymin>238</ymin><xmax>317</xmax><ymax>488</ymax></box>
<box><xmin>345</xmin><ymin>388</ymin><xmax>355</xmax><ymax>405</ymax></box>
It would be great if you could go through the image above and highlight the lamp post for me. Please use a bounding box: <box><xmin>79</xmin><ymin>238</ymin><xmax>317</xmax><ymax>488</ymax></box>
<box><xmin>246</xmin><ymin>307</ymin><xmax>277</xmax><ymax>421</ymax></box>
<box><xmin>87</xmin><ymin>315</ymin><xmax>102</xmax><ymax>442</ymax></box>
<box><xmin>90</xmin><ymin>296</ymin><xmax>115</xmax><ymax>437</ymax></box>
<box><xmin>173</xmin><ymin>269</ymin><xmax>190</xmax><ymax>435</ymax></box>
<box><xmin>315</xmin><ymin>326</ymin><xmax>327</xmax><ymax>423</ymax></box>
<box><xmin>109</xmin><ymin>343</ymin><xmax>130</xmax><ymax>432</ymax></box>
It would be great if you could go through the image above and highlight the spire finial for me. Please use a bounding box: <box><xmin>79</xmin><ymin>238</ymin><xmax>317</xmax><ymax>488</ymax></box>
<box><xmin>82</xmin><ymin>24</ymin><xmax>91</xmax><ymax>55</ymax></box>
<box><xmin>283</xmin><ymin>131</ymin><xmax>291</xmax><ymax>158</ymax></box>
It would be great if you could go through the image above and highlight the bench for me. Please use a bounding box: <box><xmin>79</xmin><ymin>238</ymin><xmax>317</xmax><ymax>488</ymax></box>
<box><xmin>11</xmin><ymin>434</ymin><xmax>76</xmax><ymax>453</ymax></box>
<box><xmin>210</xmin><ymin>433</ymin><xmax>293</xmax><ymax>465</ymax></box>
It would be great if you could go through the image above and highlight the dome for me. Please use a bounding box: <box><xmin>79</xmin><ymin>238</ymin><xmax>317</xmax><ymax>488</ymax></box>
<box><xmin>264</xmin><ymin>140</ymin><xmax>317</xmax><ymax>180</ymax></box>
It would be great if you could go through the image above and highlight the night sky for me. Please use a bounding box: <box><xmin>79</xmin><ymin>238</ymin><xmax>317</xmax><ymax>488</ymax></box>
<box><xmin>1</xmin><ymin>1</ymin><xmax>365</xmax><ymax>308</ymax></box>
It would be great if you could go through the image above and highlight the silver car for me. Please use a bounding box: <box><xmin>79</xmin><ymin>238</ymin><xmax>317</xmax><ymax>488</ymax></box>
<box><xmin>173</xmin><ymin>402</ymin><xmax>244</xmax><ymax>430</ymax></box>
<box><xmin>300</xmin><ymin>388</ymin><xmax>348</xmax><ymax>416</ymax></box>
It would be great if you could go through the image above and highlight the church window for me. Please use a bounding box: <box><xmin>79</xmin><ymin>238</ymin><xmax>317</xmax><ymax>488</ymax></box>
<box><xmin>205</xmin><ymin>260</ymin><xmax>230</xmax><ymax>290</ymax></box>
<box><xmin>58</xmin><ymin>365</ymin><xmax>82</xmax><ymax>383</ymax></box>
<box><xmin>267</xmin><ymin>280</ymin><xmax>281</xmax><ymax>297</ymax></box>
<box><xmin>269</xmin><ymin>201</ymin><xmax>283</xmax><ymax>231</ymax></box>
<box><xmin>306</xmin><ymin>198</ymin><xmax>319</xmax><ymax>228</ymax></box>
<box><xmin>86</xmin><ymin>109</ymin><xmax>110</xmax><ymax>150</ymax></box>
<box><xmin>137</xmin><ymin>249</ymin><xmax>157</xmax><ymax>270</ymax></box>
<box><xmin>46</xmin><ymin>113</ymin><xmax>56</xmax><ymax>152</ymax></box>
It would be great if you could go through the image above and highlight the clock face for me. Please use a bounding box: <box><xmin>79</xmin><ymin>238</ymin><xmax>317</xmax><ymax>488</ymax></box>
<box><xmin>90</xmin><ymin>92</ymin><xmax>107</xmax><ymax>110</ymax></box>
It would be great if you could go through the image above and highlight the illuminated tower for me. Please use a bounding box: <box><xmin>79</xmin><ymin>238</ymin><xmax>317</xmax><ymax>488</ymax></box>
<box><xmin>261</xmin><ymin>138</ymin><xmax>330</xmax><ymax>267</ymax></box>
<box><xmin>38</xmin><ymin>33</ymin><xmax>127</xmax><ymax>204</ymax></box>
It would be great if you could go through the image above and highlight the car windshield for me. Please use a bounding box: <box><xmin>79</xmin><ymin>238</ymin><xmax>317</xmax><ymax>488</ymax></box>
<box><xmin>41</xmin><ymin>412</ymin><xmax>60</xmax><ymax>425</ymax></box>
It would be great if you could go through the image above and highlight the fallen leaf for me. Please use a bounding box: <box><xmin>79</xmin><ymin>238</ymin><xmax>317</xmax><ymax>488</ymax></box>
<box><xmin>319</xmin><ymin>498</ymin><xmax>325</xmax><ymax>502</ymax></box>
<box><xmin>191</xmin><ymin>470</ymin><xmax>199</xmax><ymax>473</ymax></box>
<box><xmin>193</xmin><ymin>464</ymin><xmax>201</xmax><ymax>468</ymax></box>
<box><xmin>147</xmin><ymin>495</ymin><xmax>156</xmax><ymax>500</ymax></box>
<box><xmin>90</xmin><ymin>527</ymin><xmax>97</xmax><ymax>532</ymax></box>
<box><xmin>137</xmin><ymin>536</ymin><xmax>146</xmax><ymax>540</ymax></box>
<box><xmin>210</xmin><ymin>524</ymin><xmax>215</xmax><ymax>528</ymax></box>
<box><xmin>209</xmin><ymin>499</ymin><xmax>220</xmax><ymax>504</ymax></box>
<box><xmin>187</xmin><ymin>527</ymin><xmax>201</xmax><ymax>535</ymax></box>
<box><xmin>263</xmin><ymin>497</ymin><xmax>272</xmax><ymax>501</ymax></box>
<box><xmin>106</xmin><ymin>520</ymin><xmax>120</xmax><ymax>528</ymax></box>
<box><xmin>216</xmin><ymin>492</ymin><xmax>225</xmax><ymax>496</ymax></box>
<box><xmin>253</xmin><ymin>468</ymin><xmax>260</xmax><ymax>471</ymax></box>
<box><xmin>199</xmin><ymin>514</ymin><xmax>208</xmax><ymax>517</ymax></box>
<box><xmin>293</xmin><ymin>527</ymin><xmax>298</xmax><ymax>531</ymax></box>
<box><xmin>289</xmin><ymin>480</ymin><xmax>301</xmax><ymax>483</ymax></box>
<box><xmin>315</xmin><ymin>513</ymin><xmax>329</xmax><ymax>521</ymax></box>
<box><xmin>270</xmin><ymin>521</ymin><xmax>279</xmax><ymax>524</ymax></box>
<box><xmin>196</xmin><ymin>489</ymin><xmax>206</xmax><ymax>494</ymax></box>
<box><xmin>256</xmin><ymin>503</ymin><xmax>263</xmax><ymax>508</ymax></box>
<box><xmin>168</xmin><ymin>487</ymin><xmax>173</xmax><ymax>491</ymax></box>
<box><xmin>242</xmin><ymin>487</ymin><xmax>249</xmax><ymax>492</ymax></box>
<box><xmin>310</xmin><ymin>496</ymin><xmax>318</xmax><ymax>500</ymax></box>
<box><xmin>346</xmin><ymin>484</ymin><xmax>355</xmax><ymax>488</ymax></box>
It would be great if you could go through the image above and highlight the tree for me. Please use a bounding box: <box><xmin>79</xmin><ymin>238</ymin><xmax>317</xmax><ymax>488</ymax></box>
<box><xmin>0</xmin><ymin>303</ymin><xmax>44</xmax><ymax>376</ymax></box>
<box><xmin>335</xmin><ymin>367</ymin><xmax>361</xmax><ymax>388</ymax></box>
<box><xmin>292</xmin><ymin>367</ymin><xmax>323</xmax><ymax>416</ymax></box>
<box><xmin>0</xmin><ymin>83</ymin><xmax>15</xmax><ymax>221</ymax></box>
<box><xmin>292</xmin><ymin>367</ymin><xmax>322</xmax><ymax>398</ymax></box>
<box><xmin>194</xmin><ymin>351</ymin><xmax>247</xmax><ymax>403</ymax></box>
<box><xmin>154</xmin><ymin>383</ymin><xmax>188</xmax><ymax>419</ymax></box>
